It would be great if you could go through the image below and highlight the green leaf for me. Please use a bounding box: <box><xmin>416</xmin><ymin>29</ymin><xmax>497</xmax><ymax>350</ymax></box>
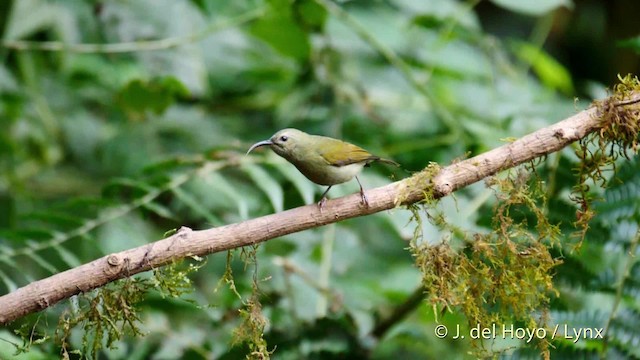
<box><xmin>510</xmin><ymin>40</ymin><xmax>574</xmax><ymax>94</ymax></box>
<box><xmin>0</xmin><ymin>330</ymin><xmax>50</xmax><ymax>360</ymax></box>
<box><xmin>199</xmin><ymin>172</ymin><xmax>249</xmax><ymax>219</ymax></box>
<box><xmin>116</xmin><ymin>77</ymin><xmax>190</xmax><ymax>118</ymax></box>
<box><xmin>296</xmin><ymin>0</ymin><xmax>327</xmax><ymax>29</ymax></box>
<box><xmin>0</xmin><ymin>269</ymin><xmax>17</xmax><ymax>293</ymax></box>
<box><xmin>0</xmin><ymin>64</ymin><xmax>19</xmax><ymax>92</ymax></box>
<box><xmin>171</xmin><ymin>187</ymin><xmax>223</xmax><ymax>226</ymax></box>
<box><xmin>103</xmin><ymin>177</ymin><xmax>158</xmax><ymax>199</ymax></box>
<box><xmin>24</xmin><ymin>250</ymin><xmax>58</xmax><ymax>274</ymax></box>
<box><xmin>270</xmin><ymin>159</ymin><xmax>316</xmax><ymax>205</ymax></box>
<box><xmin>53</xmin><ymin>244</ymin><xmax>82</xmax><ymax>268</ymax></box>
<box><xmin>250</xmin><ymin>8</ymin><xmax>311</xmax><ymax>60</ymax></box>
<box><xmin>142</xmin><ymin>202</ymin><xmax>175</xmax><ymax>220</ymax></box>
<box><xmin>490</xmin><ymin>0</ymin><xmax>573</xmax><ymax>16</ymax></box>
<box><xmin>597</xmin><ymin>158</ymin><xmax>640</xmax><ymax>224</ymax></box>
<box><xmin>22</xmin><ymin>212</ymin><xmax>84</xmax><ymax>230</ymax></box>
<box><xmin>242</xmin><ymin>164</ymin><xmax>284</xmax><ymax>212</ymax></box>
<box><xmin>4</xmin><ymin>0</ymin><xmax>63</xmax><ymax>39</ymax></box>
<box><xmin>97</xmin><ymin>216</ymin><xmax>154</xmax><ymax>254</ymax></box>
<box><xmin>141</xmin><ymin>156</ymin><xmax>202</xmax><ymax>175</ymax></box>
<box><xmin>618</xmin><ymin>36</ymin><xmax>640</xmax><ymax>55</ymax></box>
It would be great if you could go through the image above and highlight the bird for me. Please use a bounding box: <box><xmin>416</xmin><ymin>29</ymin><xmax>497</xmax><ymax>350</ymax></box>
<box><xmin>246</xmin><ymin>128</ymin><xmax>399</xmax><ymax>209</ymax></box>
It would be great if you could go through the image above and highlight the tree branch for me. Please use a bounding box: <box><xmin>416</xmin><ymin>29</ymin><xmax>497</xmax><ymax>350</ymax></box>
<box><xmin>1</xmin><ymin>93</ymin><xmax>638</xmax><ymax>324</ymax></box>
<box><xmin>371</xmin><ymin>285</ymin><xmax>426</xmax><ymax>340</ymax></box>
<box><xmin>0</xmin><ymin>7</ymin><xmax>264</xmax><ymax>54</ymax></box>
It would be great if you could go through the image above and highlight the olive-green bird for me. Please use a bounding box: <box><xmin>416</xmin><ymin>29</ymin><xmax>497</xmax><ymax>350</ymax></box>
<box><xmin>247</xmin><ymin>128</ymin><xmax>399</xmax><ymax>209</ymax></box>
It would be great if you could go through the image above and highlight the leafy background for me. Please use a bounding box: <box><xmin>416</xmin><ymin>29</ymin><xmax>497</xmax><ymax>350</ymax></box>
<box><xmin>1</xmin><ymin>0</ymin><xmax>640</xmax><ymax>358</ymax></box>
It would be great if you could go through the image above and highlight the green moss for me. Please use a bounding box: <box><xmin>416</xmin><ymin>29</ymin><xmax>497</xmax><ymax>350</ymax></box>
<box><xmin>48</xmin><ymin>257</ymin><xmax>205</xmax><ymax>359</ymax></box>
<box><xmin>55</xmin><ymin>278</ymin><xmax>148</xmax><ymax>359</ymax></box>
<box><xmin>412</xmin><ymin>167</ymin><xmax>561</xmax><ymax>357</ymax></box>
<box><xmin>227</xmin><ymin>245</ymin><xmax>273</xmax><ymax>360</ymax></box>
<box><xmin>409</xmin><ymin>75</ymin><xmax>640</xmax><ymax>358</ymax></box>
<box><xmin>573</xmin><ymin>74</ymin><xmax>640</xmax><ymax>245</ymax></box>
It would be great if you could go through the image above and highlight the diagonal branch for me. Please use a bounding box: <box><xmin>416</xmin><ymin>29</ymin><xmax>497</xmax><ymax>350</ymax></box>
<box><xmin>1</xmin><ymin>7</ymin><xmax>264</xmax><ymax>54</ymax></box>
<box><xmin>0</xmin><ymin>93</ymin><xmax>638</xmax><ymax>324</ymax></box>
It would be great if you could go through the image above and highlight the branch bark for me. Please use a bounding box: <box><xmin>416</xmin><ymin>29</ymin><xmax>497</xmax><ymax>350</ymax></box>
<box><xmin>0</xmin><ymin>94</ymin><xmax>636</xmax><ymax>324</ymax></box>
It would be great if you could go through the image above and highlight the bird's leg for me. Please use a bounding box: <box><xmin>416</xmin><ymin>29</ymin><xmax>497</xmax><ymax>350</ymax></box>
<box><xmin>318</xmin><ymin>186</ymin><xmax>333</xmax><ymax>210</ymax></box>
<box><xmin>355</xmin><ymin>176</ymin><xmax>369</xmax><ymax>207</ymax></box>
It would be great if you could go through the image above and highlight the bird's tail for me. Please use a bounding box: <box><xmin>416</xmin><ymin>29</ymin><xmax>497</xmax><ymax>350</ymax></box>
<box><xmin>377</xmin><ymin>157</ymin><xmax>401</xmax><ymax>167</ymax></box>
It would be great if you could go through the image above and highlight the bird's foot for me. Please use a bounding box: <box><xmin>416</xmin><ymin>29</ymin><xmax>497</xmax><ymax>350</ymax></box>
<box><xmin>317</xmin><ymin>197</ymin><xmax>328</xmax><ymax>211</ymax></box>
<box><xmin>360</xmin><ymin>190</ymin><xmax>369</xmax><ymax>207</ymax></box>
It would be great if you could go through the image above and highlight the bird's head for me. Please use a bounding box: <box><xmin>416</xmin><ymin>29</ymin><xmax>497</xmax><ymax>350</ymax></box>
<box><xmin>246</xmin><ymin>128</ymin><xmax>308</xmax><ymax>161</ymax></box>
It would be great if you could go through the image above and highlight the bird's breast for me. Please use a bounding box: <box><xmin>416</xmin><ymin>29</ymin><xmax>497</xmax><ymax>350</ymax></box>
<box><xmin>293</xmin><ymin>161</ymin><xmax>365</xmax><ymax>186</ymax></box>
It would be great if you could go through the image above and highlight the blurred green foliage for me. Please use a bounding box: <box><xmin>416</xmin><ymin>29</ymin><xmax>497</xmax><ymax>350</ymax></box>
<box><xmin>1</xmin><ymin>0</ymin><xmax>640</xmax><ymax>359</ymax></box>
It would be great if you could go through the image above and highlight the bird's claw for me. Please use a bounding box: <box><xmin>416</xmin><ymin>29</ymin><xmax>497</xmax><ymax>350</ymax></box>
<box><xmin>360</xmin><ymin>190</ymin><xmax>369</xmax><ymax>207</ymax></box>
<box><xmin>317</xmin><ymin>197</ymin><xmax>328</xmax><ymax>211</ymax></box>
<box><xmin>317</xmin><ymin>191</ymin><xmax>368</xmax><ymax>211</ymax></box>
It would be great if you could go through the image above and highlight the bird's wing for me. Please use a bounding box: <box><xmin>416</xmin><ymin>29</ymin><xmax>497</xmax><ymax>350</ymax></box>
<box><xmin>318</xmin><ymin>141</ymin><xmax>377</xmax><ymax>167</ymax></box>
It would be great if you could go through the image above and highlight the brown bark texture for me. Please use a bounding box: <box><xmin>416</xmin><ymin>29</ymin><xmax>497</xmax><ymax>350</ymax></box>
<box><xmin>1</xmin><ymin>93</ymin><xmax>637</xmax><ymax>324</ymax></box>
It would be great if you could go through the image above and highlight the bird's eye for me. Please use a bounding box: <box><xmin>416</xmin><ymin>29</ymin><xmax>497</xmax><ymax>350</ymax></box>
<box><xmin>280</xmin><ymin>135</ymin><xmax>288</xmax><ymax>142</ymax></box>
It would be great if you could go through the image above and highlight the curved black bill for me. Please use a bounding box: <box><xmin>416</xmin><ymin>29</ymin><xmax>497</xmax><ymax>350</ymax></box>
<box><xmin>246</xmin><ymin>140</ymin><xmax>273</xmax><ymax>155</ymax></box>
